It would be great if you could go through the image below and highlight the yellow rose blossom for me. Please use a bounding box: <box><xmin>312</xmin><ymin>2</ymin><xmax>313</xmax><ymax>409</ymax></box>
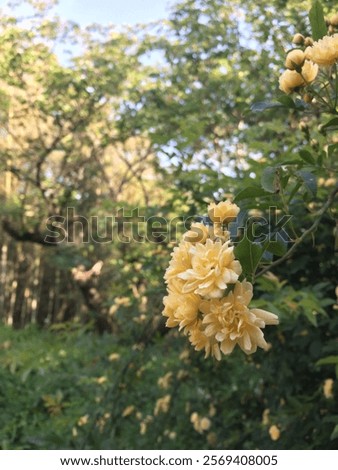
<box><xmin>285</xmin><ymin>49</ymin><xmax>305</xmax><ymax>70</ymax></box>
<box><xmin>200</xmin><ymin>281</ymin><xmax>279</xmax><ymax>355</ymax></box>
<box><xmin>164</xmin><ymin>241</ymin><xmax>192</xmax><ymax>293</ymax></box>
<box><xmin>210</xmin><ymin>223</ymin><xmax>231</xmax><ymax>242</ymax></box>
<box><xmin>305</xmin><ymin>34</ymin><xmax>338</xmax><ymax>66</ymax></box>
<box><xmin>178</xmin><ymin>239</ymin><xmax>242</xmax><ymax>298</ymax></box>
<box><xmin>162</xmin><ymin>200</ymin><xmax>279</xmax><ymax>359</ymax></box>
<box><xmin>188</xmin><ymin>320</ymin><xmax>222</xmax><ymax>360</ymax></box>
<box><xmin>208</xmin><ymin>200</ymin><xmax>240</xmax><ymax>224</ymax></box>
<box><xmin>279</xmin><ymin>60</ymin><xmax>318</xmax><ymax>94</ymax></box>
<box><xmin>279</xmin><ymin>69</ymin><xmax>305</xmax><ymax>94</ymax></box>
<box><xmin>183</xmin><ymin>222</ymin><xmax>210</xmax><ymax>244</ymax></box>
<box><xmin>163</xmin><ymin>291</ymin><xmax>200</xmax><ymax>331</ymax></box>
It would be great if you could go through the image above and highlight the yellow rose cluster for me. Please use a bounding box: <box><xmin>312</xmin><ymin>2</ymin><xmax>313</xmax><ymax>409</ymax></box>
<box><xmin>163</xmin><ymin>200</ymin><xmax>279</xmax><ymax>360</ymax></box>
<box><xmin>279</xmin><ymin>32</ymin><xmax>338</xmax><ymax>95</ymax></box>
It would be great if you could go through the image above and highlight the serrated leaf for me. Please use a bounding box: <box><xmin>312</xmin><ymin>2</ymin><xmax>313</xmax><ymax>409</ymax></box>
<box><xmin>234</xmin><ymin>186</ymin><xmax>270</xmax><ymax>202</ymax></box>
<box><xmin>309</xmin><ymin>1</ymin><xmax>327</xmax><ymax>41</ymax></box>
<box><xmin>261</xmin><ymin>167</ymin><xmax>280</xmax><ymax>193</ymax></box>
<box><xmin>234</xmin><ymin>237</ymin><xmax>263</xmax><ymax>280</ymax></box>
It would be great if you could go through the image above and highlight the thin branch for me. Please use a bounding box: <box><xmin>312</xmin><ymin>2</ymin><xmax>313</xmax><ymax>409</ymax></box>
<box><xmin>256</xmin><ymin>187</ymin><xmax>338</xmax><ymax>278</ymax></box>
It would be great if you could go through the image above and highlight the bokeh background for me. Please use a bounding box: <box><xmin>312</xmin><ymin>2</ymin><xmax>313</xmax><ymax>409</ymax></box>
<box><xmin>0</xmin><ymin>0</ymin><xmax>337</xmax><ymax>450</ymax></box>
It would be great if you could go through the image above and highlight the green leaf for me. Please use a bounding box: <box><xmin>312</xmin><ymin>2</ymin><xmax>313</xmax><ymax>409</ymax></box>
<box><xmin>277</xmin><ymin>95</ymin><xmax>296</xmax><ymax>109</ymax></box>
<box><xmin>261</xmin><ymin>167</ymin><xmax>280</xmax><ymax>193</ymax></box>
<box><xmin>309</xmin><ymin>1</ymin><xmax>327</xmax><ymax>41</ymax></box>
<box><xmin>234</xmin><ymin>237</ymin><xmax>264</xmax><ymax>280</ymax></box>
<box><xmin>299</xmin><ymin>149</ymin><xmax>315</xmax><ymax>165</ymax></box>
<box><xmin>234</xmin><ymin>186</ymin><xmax>270</xmax><ymax>202</ymax></box>
<box><xmin>321</xmin><ymin>117</ymin><xmax>338</xmax><ymax>132</ymax></box>
<box><xmin>327</xmin><ymin>143</ymin><xmax>338</xmax><ymax>160</ymax></box>
<box><xmin>316</xmin><ymin>355</ymin><xmax>338</xmax><ymax>366</ymax></box>
<box><xmin>330</xmin><ymin>425</ymin><xmax>338</xmax><ymax>441</ymax></box>
<box><xmin>296</xmin><ymin>170</ymin><xmax>317</xmax><ymax>196</ymax></box>
<box><xmin>265</xmin><ymin>239</ymin><xmax>288</xmax><ymax>257</ymax></box>
<box><xmin>250</xmin><ymin>101</ymin><xmax>284</xmax><ymax>112</ymax></box>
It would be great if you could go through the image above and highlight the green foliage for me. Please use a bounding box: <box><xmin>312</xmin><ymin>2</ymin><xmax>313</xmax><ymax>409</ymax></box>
<box><xmin>0</xmin><ymin>0</ymin><xmax>337</xmax><ymax>451</ymax></box>
<box><xmin>309</xmin><ymin>0</ymin><xmax>327</xmax><ymax>40</ymax></box>
<box><xmin>0</xmin><ymin>298</ymin><xmax>337</xmax><ymax>450</ymax></box>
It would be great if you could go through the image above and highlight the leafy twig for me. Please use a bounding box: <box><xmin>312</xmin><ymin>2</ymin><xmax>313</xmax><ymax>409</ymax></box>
<box><xmin>256</xmin><ymin>187</ymin><xmax>338</xmax><ymax>277</ymax></box>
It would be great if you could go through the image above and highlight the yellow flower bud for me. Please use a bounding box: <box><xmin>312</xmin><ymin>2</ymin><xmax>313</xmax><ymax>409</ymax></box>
<box><xmin>303</xmin><ymin>93</ymin><xmax>313</xmax><ymax>103</ymax></box>
<box><xmin>304</xmin><ymin>37</ymin><xmax>314</xmax><ymax>47</ymax></box>
<box><xmin>329</xmin><ymin>14</ymin><xmax>338</xmax><ymax>27</ymax></box>
<box><xmin>292</xmin><ymin>33</ymin><xmax>304</xmax><ymax>45</ymax></box>
<box><xmin>208</xmin><ymin>200</ymin><xmax>240</xmax><ymax>224</ymax></box>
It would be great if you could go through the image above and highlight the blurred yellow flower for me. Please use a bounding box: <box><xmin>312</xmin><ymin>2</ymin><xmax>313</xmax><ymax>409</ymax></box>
<box><xmin>154</xmin><ymin>395</ymin><xmax>171</xmax><ymax>416</ymax></box>
<box><xmin>77</xmin><ymin>415</ymin><xmax>89</xmax><ymax>426</ymax></box>
<box><xmin>269</xmin><ymin>425</ymin><xmax>281</xmax><ymax>441</ymax></box>
<box><xmin>200</xmin><ymin>417</ymin><xmax>211</xmax><ymax>431</ymax></box>
<box><xmin>157</xmin><ymin>372</ymin><xmax>173</xmax><ymax>389</ymax></box>
<box><xmin>108</xmin><ymin>352</ymin><xmax>120</xmax><ymax>361</ymax></box>
<box><xmin>95</xmin><ymin>376</ymin><xmax>108</xmax><ymax>385</ymax></box>
<box><xmin>200</xmin><ymin>281</ymin><xmax>279</xmax><ymax>355</ymax></box>
<box><xmin>179</xmin><ymin>239</ymin><xmax>242</xmax><ymax>298</ymax></box>
<box><xmin>140</xmin><ymin>422</ymin><xmax>147</xmax><ymax>435</ymax></box>
<box><xmin>208</xmin><ymin>200</ymin><xmax>240</xmax><ymax>224</ymax></box>
<box><xmin>190</xmin><ymin>412</ymin><xmax>212</xmax><ymax>433</ymax></box>
<box><xmin>323</xmin><ymin>378</ymin><xmax>334</xmax><ymax>399</ymax></box>
<box><xmin>262</xmin><ymin>408</ymin><xmax>270</xmax><ymax>425</ymax></box>
<box><xmin>305</xmin><ymin>34</ymin><xmax>338</xmax><ymax>66</ymax></box>
<box><xmin>209</xmin><ymin>403</ymin><xmax>216</xmax><ymax>417</ymax></box>
<box><xmin>122</xmin><ymin>405</ymin><xmax>135</xmax><ymax>417</ymax></box>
